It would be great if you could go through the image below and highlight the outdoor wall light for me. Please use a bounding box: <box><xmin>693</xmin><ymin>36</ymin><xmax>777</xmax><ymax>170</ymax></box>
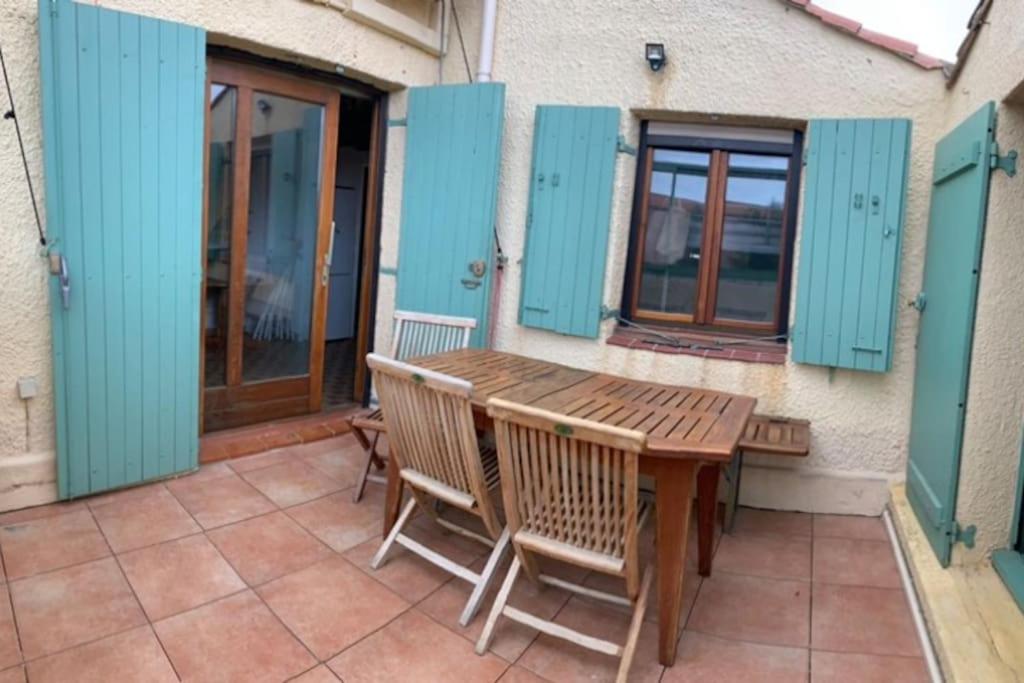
<box><xmin>645</xmin><ymin>42</ymin><xmax>666</xmax><ymax>72</ymax></box>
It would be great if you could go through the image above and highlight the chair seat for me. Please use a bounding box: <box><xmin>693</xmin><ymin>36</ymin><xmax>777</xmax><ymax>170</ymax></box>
<box><xmin>350</xmin><ymin>407</ymin><xmax>385</xmax><ymax>433</ymax></box>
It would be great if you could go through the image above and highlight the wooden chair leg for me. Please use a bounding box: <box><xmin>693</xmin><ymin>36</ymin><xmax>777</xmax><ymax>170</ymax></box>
<box><xmin>459</xmin><ymin>527</ymin><xmax>511</xmax><ymax>626</ymax></box>
<box><xmin>475</xmin><ymin>555</ymin><xmax>522</xmax><ymax>655</ymax></box>
<box><xmin>724</xmin><ymin>451</ymin><xmax>744</xmax><ymax>534</ymax></box>
<box><xmin>696</xmin><ymin>463</ymin><xmax>720</xmax><ymax>578</ymax></box>
<box><xmin>371</xmin><ymin>497</ymin><xmax>416</xmax><ymax>569</ymax></box>
<box><xmin>616</xmin><ymin>565</ymin><xmax>654</xmax><ymax>683</ymax></box>
<box><xmin>352</xmin><ymin>431</ymin><xmax>381</xmax><ymax>503</ymax></box>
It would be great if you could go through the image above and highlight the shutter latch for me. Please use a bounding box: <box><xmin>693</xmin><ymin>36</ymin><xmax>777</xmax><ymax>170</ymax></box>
<box><xmin>990</xmin><ymin>142</ymin><xmax>1018</xmax><ymax>176</ymax></box>
<box><xmin>599</xmin><ymin>305</ymin><xmax>619</xmax><ymax>321</ymax></box>
<box><xmin>908</xmin><ymin>292</ymin><xmax>926</xmax><ymax>313</ymax></box>
<box><xmin>616</xmin><ymin>135</ymin><xmax>637</xmax><ymax>156</ymax></box>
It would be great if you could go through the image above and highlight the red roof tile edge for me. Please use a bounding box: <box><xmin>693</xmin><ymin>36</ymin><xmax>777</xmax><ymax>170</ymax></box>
<box><xmin>780</xmin><ymin>0</ymin><xmax>947</xmax><ymax>71</ymax></box>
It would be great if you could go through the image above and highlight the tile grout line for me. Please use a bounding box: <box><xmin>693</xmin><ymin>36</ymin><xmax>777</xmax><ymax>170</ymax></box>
<box><xmin>0</xmin><ymin>542</ymin><xmax>27</xmax><ymax>673</ymax></box>
<box><xmin>87</xmin><ymin>500</ymin><xmax>185</xmax><ymax>682</ymax></box>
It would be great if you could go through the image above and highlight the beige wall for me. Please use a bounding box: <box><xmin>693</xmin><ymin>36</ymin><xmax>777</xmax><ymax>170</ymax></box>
<box><xmin>375</xmin><ymin>0</ymin><xmax>948</xmax><ymax>514</ymax></box>
<box><xmin>0</xmin><ymin>0</ymin><xmax>449</xmax><ymax>508</ymax></box>
<box><xmin>943</xmin><ymin>0</ymin><xmax>1024</xmax><ymax>563</ymax></box>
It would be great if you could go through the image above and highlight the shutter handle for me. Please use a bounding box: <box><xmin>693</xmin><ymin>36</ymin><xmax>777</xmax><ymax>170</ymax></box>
<box><xmin>49</xmin><ymin>251</ymin><xmax>71</xmax><ymax>310</ymax></box>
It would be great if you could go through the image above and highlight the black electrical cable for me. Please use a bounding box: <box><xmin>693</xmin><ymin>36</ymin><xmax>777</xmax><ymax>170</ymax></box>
<box><xmin>450</xmin><ymin>0</ymin><xmax>473</xmax><ymax>83</ymax></box>
<box><xmin>0</xmin><ymin>42</ymin><xmax>46</xmax><ymax>247</ymax></box>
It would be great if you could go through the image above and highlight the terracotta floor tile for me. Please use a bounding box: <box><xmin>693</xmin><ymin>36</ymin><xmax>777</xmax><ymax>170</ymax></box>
<box><xmin>0</xmin><ymin>668</ymin><xmax>23</xmax><ymax>683</ymax></box>
<box><xmin>0</xmin><ymin>509</ymin><xmax>110</xmax><ymax>580</ymax></box>
<box><xmin>713</xmin><ymin>532</ymin><xmax>812</xmax><ymax>581</ymax></box>
<box><xmin>0</xmin><ymin>586</ymin><xmax>21</xmax><ymax>669</ymax></box>
<box><xmin>418</xmin><ymin>553</ymin><xmax>580</xmax><ymax>662</ymax></box>
<box><xmin>343</xmin><ymin>534</ymin><xmax>456</xmax><ymax>604</ymax></box>
<box><xmin>172</xmin><ymin>461</ymin><xmax>235</xmax><ymax>486</ymax></box>
<box><xmin>119</xmin><ymin>534</ymin><xmax>245</xmax><ymax>620</ymax></box>
<box><xmin>0</xmin><ymin>501</ymin><xmax>85</xmax><ymax>526</ymax></box>
<box><xmin>300</xmin><ymin>442</ymin><xmax>365</xmax><ymax>488</ymax></box>
<box><xmin>499</xmin><ymin>666</ymin><xmax>550</xmax><ymax>683</ymax></box>
<box><xmin>291</xmin><ymin>664</ymin><xmax>341</xmax><ymax>682</ymax></box>
<box><xmin>167</xmin><ymin>474</ymin><xmax>275</xmax><ymax>529</ymax></box>
<box><xmin>663</xmin><ymin>631</ymin><xmax>809</xmax><ymax>682</ymax></box>
<box><xmin>92</xmin><ymin>486</ymin><xmax>200</xmax><ymax>553</ymax></box>
<box><xmin>687</xmin><ymin>572</ymin><xmax>810</xmax><ymax>647</ymax></box>
<box><xmin>812</xmin><ymin>537</ymin><xmax>901</xmax><ymax>589</ymax></box>
<box><xmin>286</xmin><ymin>487</ymin><xmax>384</xmax><ymax>552</ymax></box>
<box><xmin>207</xmin><ymin>511</ymin><xmax>333</xmax><ymax>586</ymax></box>
<box><xmin>517</xmin><ymin>596</ymin><xmax>664</xmax><ymax>683</ymax></box>
<box><xmin>10</xmin><ymin>557</ymin><xmax>145</xmax><ymax>659</ymax></box>
<box><xmin>241</xmin><ymin>460</ymin><xmax>344</xmax><ymax>508</ymax></box>
<box><xmin>810</xmin><ymin>651</ymin><xmax>930</xmax><ymax>682</ymax></box>
<box><xmin>154</xmin><ymin>590</ymin><xmax>315</xmax><ymax>682</ymax></box>
<box><xmin>85</xmin><ymin>482</ymin><xmax>167</xmax><ymax>509</ymax></box>
<box><xmin>811</xmin><ymin>583</ymin><xmax>921</xmax><ymax>657</ymax></box>
<box><xmin>813</xmin><ymin>514</ymin><xmax>888</xmax><ymax>541</ymax></box>
<box><xmin>293</xmin><ymin>434</ymin><xmax>361</xmax><ymax>458</ymax></box>
<box><xmin>257</xmin><ymin>556</ymin><xmax>408</xmax><ymax>659</ymax></box>
<box><xmin>582</xmin><ymin>561</ymin><xmax>701</xmax><ymax>626</ymax></box>
<box><xmin>227</xmin><ymin>448</ymin><xmax>296</xmax><ymax>474</ymax></box>
<box><xmin>732</xmin><ymin>507</ymin><xmax>813</xmax><ymax>537</ymax></box>
<box><xmin>328</xmin><ymin>609</ymin><xmax>507</xmax><ymax>682</ymax></box>
<box><xmin>26</xmin><ymin>625</ymin><xmax>177</xmax><ymax>683</ymax></box>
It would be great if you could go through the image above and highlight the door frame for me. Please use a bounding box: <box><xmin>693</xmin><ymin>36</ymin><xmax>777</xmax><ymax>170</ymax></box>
<box><xmin>200</xmin><ymin>57</ymin><xmax>340</xmax><ymax>431</ymax></box>
<box><xmin>199</xmin><ymin>51</ymin><xmax>387</xmax><ymax>431</ymax></box>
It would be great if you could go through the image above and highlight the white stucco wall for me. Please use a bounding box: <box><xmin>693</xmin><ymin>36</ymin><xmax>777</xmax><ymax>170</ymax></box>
<box><xmin>389</xmin><ymin>0</ymin><xmax>952</xmax><ymax>514</ymax></box>
<box><xmin>0</xmin><ymin>0</ymin><xmax>449</xmax><ymax>509</ymax></box>
<box><xmin>943</xmin><ymin>0</ymin><xmax>1024</xmax><ymax>563</ymax></box>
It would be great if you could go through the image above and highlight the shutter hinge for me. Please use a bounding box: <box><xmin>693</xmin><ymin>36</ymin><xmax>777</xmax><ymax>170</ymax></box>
<box><xmin>616</xmin><ymin>135</ymin><xmax>637</xmax><ymax>156</ymax></box>
<box><xmin>950</xmin><ymin>520</ymin><xmax>977</xmax><ymax>549</ymax></box>
<box><xmin>599</xmin><ymin>305</ymin><xmax>619</xmax><ymax>321</ymax></box>
<box><xmin>387</xmin><ymin>118</ymin><xmax>407</xmax><ymax>128</ymax></box>
<box><xmin>990</xmin><ymin>142</ymin><xmax>1018</xmax><ymax>176</ymax></box>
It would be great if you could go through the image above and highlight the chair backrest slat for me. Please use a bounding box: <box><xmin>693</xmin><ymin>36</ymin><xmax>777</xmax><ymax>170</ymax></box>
<box><xmin>488</xmin><ymin>398</ymin><xmax>645</xmax><ymax>562</ymax></box>
<box><xmin>390</xmin><ymin>310</ymin><xmax>477</xmax><ymax>361</ymax></box>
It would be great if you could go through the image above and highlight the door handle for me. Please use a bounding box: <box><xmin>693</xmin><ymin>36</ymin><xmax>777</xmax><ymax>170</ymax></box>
<box><xmin>322</xmin><ymin>221</ymin><xmax>336</xmax><ymax>287</ymax></box>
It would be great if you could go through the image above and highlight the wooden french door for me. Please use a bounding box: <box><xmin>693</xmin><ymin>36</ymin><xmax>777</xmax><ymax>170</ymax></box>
<box><xmin>202</xmin><ymin>60</ymin><xmax>340</xmax><ymax>431</ymax></box>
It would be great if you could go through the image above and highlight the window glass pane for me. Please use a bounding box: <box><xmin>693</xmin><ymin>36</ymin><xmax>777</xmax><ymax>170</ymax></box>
<box><xmin>242</xmin><ymin>93</ymin><xmax>325</xmax><ymax>382</ymax></box>
<box><xmin>714</xmin><ymin>153</ymin><xmax>788</xmax><ymax>324</ymax></box>
<box><xmin>637</xmin><ymin>149</ymin><xmax>710</xmax><ymax>316</ymax></box>
<box><xmin>204</xmin><ymin>84</ymin><xmax>236</xmax><ymax>388</ymax></box>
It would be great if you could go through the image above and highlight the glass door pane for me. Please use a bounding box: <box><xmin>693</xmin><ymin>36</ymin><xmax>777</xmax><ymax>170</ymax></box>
<box><xmin>637</xmin><ymin>150</ymin><xmax>711</xmax><ymax>316</ymax></box>
<box><xmin>204</xmin><ymin>83</ymin><xmax>237</xmax><ymax>387</ymax></box>
<box><xmin>242</xmin><ymin>93</ymin><xmax>325</xmax><ymax>382</ymax></box>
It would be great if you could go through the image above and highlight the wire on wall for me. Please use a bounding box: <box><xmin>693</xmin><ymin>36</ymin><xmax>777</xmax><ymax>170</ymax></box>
<box><xmin>450</xmin><ymin>0</ymin><xmax>473</xmax><ymax>83</ymax></box>
<box><xmin>0</xmin><ymin>41</ymin><xmax>47</xmax><ymax>247</ymax></box>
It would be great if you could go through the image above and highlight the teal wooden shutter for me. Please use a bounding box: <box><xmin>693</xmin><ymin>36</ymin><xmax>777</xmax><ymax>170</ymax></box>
<box><xmin>519</xmin><ymin>106</ymin><xmax>620</xmax><ymax>338</ymax></box>
<box><xmin>396</xmin><ymin>83</ymin><xmax>505</xmax><ymax>348</ymax></box>
<box><xmin>906</xmin><ymin>103</ymin><xmax>997</xmax><ymax>566</ymax></box>
<box><xmin>791</xmin><ymin>119</ymin><xmax>911</xmax><ymax>371</ymax></box>
<box><xmin>38</xmin><ymin>0</ymin><xmax>205</xmax><ymax>497</ymax></box>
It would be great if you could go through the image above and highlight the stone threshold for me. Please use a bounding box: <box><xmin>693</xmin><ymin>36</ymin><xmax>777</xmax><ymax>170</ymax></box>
<box><xmin>199</xmin><ymin>407</ymin><xmax>361</xmax><ymax>464</ymax></box>
<box><xmin>889</xmin><ymin>483</ymin><xmax>1024</xmax><ymax>682</ymax></box>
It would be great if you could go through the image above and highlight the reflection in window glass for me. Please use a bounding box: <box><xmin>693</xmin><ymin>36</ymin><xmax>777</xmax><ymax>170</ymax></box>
<box><xmin>715</xmin><ymin>154</ymin><xmax>788</xmax><ymax>323</ymax></box>
<box><xmin>204</xmin><ymin>84</ymin><xmax>236</xmax><ymax>388</ymax></box>
<box><xmin>636</xmin><ymin>150</ymin><xmax>710</xmax><ymax>316</ymax></box>
<box><xmin>242</xmin><ymin>93</ymin><xmax>325</xmax><ymax>383</ymax></box>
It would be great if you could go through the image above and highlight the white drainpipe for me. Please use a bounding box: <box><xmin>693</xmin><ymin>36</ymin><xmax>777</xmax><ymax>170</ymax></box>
<box><xmin>476</xmin><ymin>0</ymin><xmax>497</xmax><ymax>82</ymax></box>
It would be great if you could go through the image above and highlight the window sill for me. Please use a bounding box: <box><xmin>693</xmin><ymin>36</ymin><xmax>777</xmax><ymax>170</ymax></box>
<box><xmin>606</xmin><ymin>327</ymin><xmax>786</xmax><ymax>365</ymax></box>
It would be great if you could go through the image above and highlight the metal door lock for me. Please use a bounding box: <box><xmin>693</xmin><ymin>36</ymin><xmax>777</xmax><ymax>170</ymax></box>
<box><xmin>468</xmin><ymin>260</ymin><xmax>486</xmax><ymax>278</ymax></box>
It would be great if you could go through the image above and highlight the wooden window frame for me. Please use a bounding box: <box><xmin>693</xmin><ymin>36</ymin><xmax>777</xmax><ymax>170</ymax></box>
<box><xmin>621</xmin><ymin>123</ymin><xmax>803</xmax><ymax>338</ymax></box>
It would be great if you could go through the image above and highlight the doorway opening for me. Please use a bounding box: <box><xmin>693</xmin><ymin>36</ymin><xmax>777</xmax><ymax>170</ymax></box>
<box><xmin>201</xmin><ymin>55</ymin><xmax>383</xmax><ymax>433</ymax></box>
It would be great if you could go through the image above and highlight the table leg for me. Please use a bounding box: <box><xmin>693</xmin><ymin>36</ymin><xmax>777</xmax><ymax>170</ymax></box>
<box><xmin>652</xmin><ymin>458</ymin><xmax>698</xmax><ymax>667</ymax></box>
<box><xmin>696</xmin><ymin>463</ymin><xmax>720</xmax><ymax>577</ymax></box>
<box><xmin>383</xmin><ymin>454</ymin><xmax>403</xmax><ymax>537</ymax></box>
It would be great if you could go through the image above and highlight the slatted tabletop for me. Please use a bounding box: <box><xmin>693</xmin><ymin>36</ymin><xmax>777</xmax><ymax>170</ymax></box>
<box><xmin>413</xmin><ymin>349</ymin><xmax>756</xmax><ymax>463</ymax></box>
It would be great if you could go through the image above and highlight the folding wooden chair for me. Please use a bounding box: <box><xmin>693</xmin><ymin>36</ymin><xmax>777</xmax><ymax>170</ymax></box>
<box><xmin>366</xmin><ymin>353</ymin><xmax>509</xmax><ymax>626</ymax></box>
<box><xmin>476</xmin><ymin>398</ymin><xmax>653</xmax><ymax>683</ymax></box>
<box><xmin>349</xmin><ymin>310</ymin><xmax>477</xmax><ymax>502</ymax></box>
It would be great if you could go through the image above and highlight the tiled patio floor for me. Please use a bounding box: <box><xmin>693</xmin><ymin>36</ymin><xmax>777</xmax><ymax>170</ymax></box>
<box><xmin>0</xmin><ymin>434</ymin><xmax>929</xmax><ymax>682</ymax></box>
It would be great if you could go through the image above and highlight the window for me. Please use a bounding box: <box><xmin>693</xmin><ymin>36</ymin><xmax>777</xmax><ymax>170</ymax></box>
<box><xmin>624</xmin><ymin>123</ymin><xmax>802</xmax><ymax>336</ymax></box>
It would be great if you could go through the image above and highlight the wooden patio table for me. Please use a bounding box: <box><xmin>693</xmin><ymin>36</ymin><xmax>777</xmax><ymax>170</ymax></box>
<box><xmin>380</xmin><ymin>349</ymin><xmax>756</xmax><ymax>666</ymax></box>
